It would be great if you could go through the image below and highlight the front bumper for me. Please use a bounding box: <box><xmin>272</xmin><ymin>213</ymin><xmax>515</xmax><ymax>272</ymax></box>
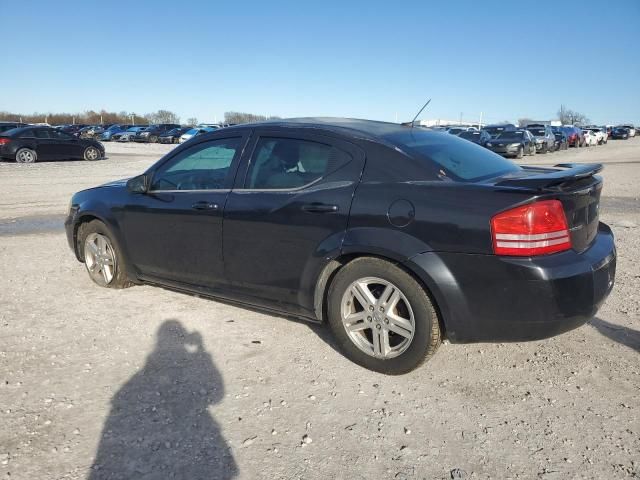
<box><xmin>486</xmin><ymin>144</ymin><xmax>520</xmax><ymax>156</ymax></box>
<box><xmin>405</xmin><ymin>223</ymin><xmax>616</xmax><ymax>343</ymax></box>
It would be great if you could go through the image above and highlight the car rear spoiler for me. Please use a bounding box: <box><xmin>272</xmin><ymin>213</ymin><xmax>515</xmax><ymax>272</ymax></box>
<box><xmin>495</xmin><ymin>163</ymin><xmax>603</xmax><ymax>190</ymax></box>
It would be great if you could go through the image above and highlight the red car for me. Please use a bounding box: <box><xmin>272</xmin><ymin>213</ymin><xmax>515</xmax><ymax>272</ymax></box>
<box><xmin>561</xmin><ymin>126</ymin><xmax>585</xmax><ymax>147</ymax></box>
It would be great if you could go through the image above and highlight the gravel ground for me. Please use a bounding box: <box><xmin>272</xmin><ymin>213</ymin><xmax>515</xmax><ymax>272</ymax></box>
<box><xmin>0</xmin><ymin>138</ymin><xmax>638</xmax><ymax>479</ymax></box>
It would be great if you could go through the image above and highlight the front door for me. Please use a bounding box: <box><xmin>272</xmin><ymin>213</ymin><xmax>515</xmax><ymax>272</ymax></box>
<box><xmin>223</xmin><ymin>129</ymin><xmax>365</xmax><ymax>313</ymax></box>
<box><xmin>119</xmin><ymin>135</ymin><xmax>247</xmax><ymax>288</ymax></box>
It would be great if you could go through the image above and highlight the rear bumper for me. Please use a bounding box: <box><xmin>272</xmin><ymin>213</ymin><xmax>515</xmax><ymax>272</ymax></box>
<box><xmin>405</xmin><ymin>223</ymin><xmax>616</xmax><ymax>343</ymax></box>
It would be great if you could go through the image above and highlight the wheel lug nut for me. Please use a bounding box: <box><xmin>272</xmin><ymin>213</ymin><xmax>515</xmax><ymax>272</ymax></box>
<box><xmin>379</xmin><ymin>307</ymin><xmax>384</xmax><ymax>312</ymax></box>
<box><xmin>369</xmin><ymin>306</ymin><xmax>374</xmax><ymax>311</ymax></box>
<box><xmin>367</xmin><ymin>316</ymin><xmax>372</xmax><ymax>322</ymax></box>
<box><xmin>384</xmin><ymin>318</ymin><xmax>389</xmax><ymax>324</ymax></box>
<box><xmin>376</xmin><ymin>324</ymin><xmax>381</xmax><ymax>330</ymax></box>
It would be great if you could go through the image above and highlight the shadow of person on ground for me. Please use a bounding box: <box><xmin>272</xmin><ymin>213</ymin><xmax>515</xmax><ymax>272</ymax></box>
<box><xmin>89</xmin><ymin>319</ymin><xmax>237</xmax><ymax>479</ymax></box>
<box><xmin>590</xmin><ymin>317</ymin><xmax>640</xmax><ymax>353</ymax></box>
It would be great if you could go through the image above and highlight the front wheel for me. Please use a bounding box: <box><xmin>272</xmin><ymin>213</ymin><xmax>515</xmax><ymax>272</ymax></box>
<box><xmin>78</xmin><ymin>220</ymin><xmax>132</xmax><ymax>289</ymax></box>
<box><xmin>149</xmin><ymin>135</ymin><xmax>158</xmax><ymax>143</ymax></box>
<box><xmin>516</xmin><ymin>146</ymin><xmax>524</xmax><ymax>159</ymax></box>
<box><xmin>327</xmin><ymin>257</ymin><xmax>441</xmax><ymax>374</ymax></box>
<box><xmin>15</xmin><ymin>147</ymin><xmax>37</xmax><ymax>163</ymax></box>
<box><xmin>84</xmin><ymin>146</ymin><xmax>101</xmax><ymax>161</ymax></box>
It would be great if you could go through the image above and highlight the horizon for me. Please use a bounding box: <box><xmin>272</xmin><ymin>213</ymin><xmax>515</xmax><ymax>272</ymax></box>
<box><xmin>1</xmin><ymin>0</ymin><xmax>639</xmax><ymax>126</ymax></box>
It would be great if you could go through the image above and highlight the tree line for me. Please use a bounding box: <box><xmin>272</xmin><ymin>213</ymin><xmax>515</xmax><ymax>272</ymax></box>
<box><xmin>0</xmin><ymin>109</ymin><xmax>185</xmax><ymax>126</ymax></box>
<box><xmin>0</xmin><ymin>109</ymin><xmax>282</xmax><ymax>126</ymax></box>
<box><xmin>517</xmin><ymin>105</ymin><xmax>590</xmax><ymax>128</ymax></box>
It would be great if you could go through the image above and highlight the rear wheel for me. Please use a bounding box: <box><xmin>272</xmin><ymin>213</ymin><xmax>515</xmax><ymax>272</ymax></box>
<box><xmin>78</xmin><ymin>220</ymin><xmax>132</xmax><ymax>289</ymax></box>
<box><xmin>83</xmin><ymin>146</ymin><xmax>100</xmax><ymax>161</ymax></box>
<box><xmin>15</xmin><ymin>148</ymin><xmax>37</xmax><ymax>163</ymax></box>
<box><xmin>149</xmin><ymin>135</ymin><xmax>158</xmax><ymax>143</ymax></box>
<box><xmin>327</xmin><ymin>257</ymin><xmax>441</xmax><ymax>374</ymax></box>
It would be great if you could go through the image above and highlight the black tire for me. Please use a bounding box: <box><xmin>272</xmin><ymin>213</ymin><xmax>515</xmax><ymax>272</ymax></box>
<box><xmin>77</xmin><ymin>220</ymin><xmax>132</xmax><ymax>289</ymax></box>
<box><xmin>15</xmin><ymin>147</ymin><xmax>37</xmax><ymax>163</ymax></box>
<box><xmin>516</xmin><ymin>146</ymin><xmax>524</xmax><ymax>159</ymax></box>
<box><xmin>326</xmin><ymin>257</ymin><xmax>441</xmax><ymax>374</ymax></box>
<box><xmin>83</xmin><ymin>146</ymin><xmax>101</xmax><ymax>161</ymax></box>
<box><xmin>149</xmin><ymin>135</ymin><xmax>158</xmax><ymax>143</ymax></box>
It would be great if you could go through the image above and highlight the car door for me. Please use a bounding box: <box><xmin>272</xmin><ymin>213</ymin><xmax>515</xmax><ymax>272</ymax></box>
<box><xmin>223</xmin><ymin>129</ymin><xmax>366</xmax><ymax>313</ymax></box>
<box><xmin>118</xmin><ymin>134</ymin><xmax>248</xmax><ymax>288</ymax></box>
<box><xmin>32</xmin><ymin>128</ymin><xmax>58</xmax><ymax>160</ymax></box>
<box><xmin>50</xmin><ymin>129</ymin><xmax>85</xmax><ymax>159</ymax></box>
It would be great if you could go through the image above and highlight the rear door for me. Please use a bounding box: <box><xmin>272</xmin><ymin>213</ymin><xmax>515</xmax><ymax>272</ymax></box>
<box><xmin>223</xmin><ymin>128</ymin><xmax>365</xmax><ymax>312</ymax></box>
<box><xmin>118</xmin><ymin>134</ymin><xmax>248</xmax><ymax>287</ymax></box>
<box><xmin>33</xmin><ymin>128</ymin><xmax>58</xmax><ymax>159</ymax></box>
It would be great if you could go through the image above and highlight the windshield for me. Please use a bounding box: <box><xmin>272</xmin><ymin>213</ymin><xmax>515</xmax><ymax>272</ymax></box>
<box><xmin>459</xmin><ymin>131</ymin><xmax>481</xmax><ymax>140</ymax></box>
<box><xmin>385</xmin><ymin>130</ymin><xmax>521</xmax><ymax>182</ymax></box>
<box><xmin>496</xmin><ymin>131</ymin><xmax>525</xmax><ymax>140</ymax></box>
<box><xmin>126</xmin><ymin>127</ymin><xmax>140</xmax><ymax>132</ymax></box>
<box><xmin>185</xmin><ymin>129</ymin><xmax>199</xmax><ymax>135</ymax></box>
<box><xmin>528</xmin><ymin>128</ymin><xmax>545</xmax><ymax>136</ymax></box>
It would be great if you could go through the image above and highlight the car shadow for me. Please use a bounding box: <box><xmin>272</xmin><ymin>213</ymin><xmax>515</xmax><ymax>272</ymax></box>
<box><xmin>589</xmin><ymin>317</ymin><xmax>640</xmax><ymax>353</ymax></box>
<box><xmin>88</xmin><ymin>319</ymin><xmax>238</xmax><ymax>479</ymax></box>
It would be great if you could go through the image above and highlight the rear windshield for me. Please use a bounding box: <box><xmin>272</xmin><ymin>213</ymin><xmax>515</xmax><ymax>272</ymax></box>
<box><xmin>385</xmin><ymin>130</ymin><xmax>521</xmax><ymax>182</ymax></box>
<box><xmin>459</xmin><ymin>131</ymin><xmax>481</xmax><ymax>139</ymax></box>
<box><xmin>528</xmin><ymin>128</ymin><xmax>545</xmax><ymax>136</ymax></box>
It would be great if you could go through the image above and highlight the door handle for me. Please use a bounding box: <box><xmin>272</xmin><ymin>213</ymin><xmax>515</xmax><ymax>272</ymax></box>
<box><xmin>191</xmin><ymin>201</ymin><xmax>219</xmax><ymax>211</ymax></box>
<box><xmin>301</xmin><ymin>203</ymin><xmax>338</xmax><ymax>213</ymax></box>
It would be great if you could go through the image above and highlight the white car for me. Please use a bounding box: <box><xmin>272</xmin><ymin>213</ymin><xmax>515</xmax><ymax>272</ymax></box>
<box><xmin>582</xmin><ymin>130</ymin><xmax>598</xmax><ymax>146</ymax></box>
<box><xmin>587</xmin><ymin>128</ymin><xmax>607</xmax><ymax>145</ymax></box>
<box><xmin>619</xmin><ymin>125</ymin><xmax>636</xmax><ymax>137</ymax></box>
<box><xmin>178</xmin><ymin>127</ymin><xmax>217</xmax><ymax>144</ymax></box>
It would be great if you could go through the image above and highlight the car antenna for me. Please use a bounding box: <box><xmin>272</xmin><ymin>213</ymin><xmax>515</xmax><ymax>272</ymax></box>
<box><xmin>410</xmin><ymin>99</ymin><xmax>431</xmax><ymax>127</ymax></box>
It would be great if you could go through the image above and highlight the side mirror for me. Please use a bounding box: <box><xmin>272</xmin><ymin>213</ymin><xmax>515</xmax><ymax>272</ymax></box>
<box><xmin>127</xmin><ymin>174</ymin><xmax>149</xmax><ymax>194</ymax></box>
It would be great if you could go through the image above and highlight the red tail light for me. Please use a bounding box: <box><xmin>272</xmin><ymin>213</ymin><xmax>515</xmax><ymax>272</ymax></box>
<box><xmin>0</xmin><ymin>138</ymin><xmax>11</xmax><ymax>146</ymax></box>
<box><xmin>491</xmin><ymin>200</ymin><xmax>572</xmax><ymax>256</ymax></box>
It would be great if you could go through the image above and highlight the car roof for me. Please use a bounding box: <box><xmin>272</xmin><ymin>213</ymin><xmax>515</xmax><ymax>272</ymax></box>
<box><xmin>222</xmin><ymin>117</ymin><xmax>440</xmax><ymax>143</ymax></box>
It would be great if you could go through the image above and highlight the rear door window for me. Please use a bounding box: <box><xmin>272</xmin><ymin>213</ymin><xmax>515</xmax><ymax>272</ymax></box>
<box><xmin>245</xmin><ymin>137</ymin><xmax>352</xmax><ymax>190</ymax></box>
<box><xmin>34</xmin><ymin>129</ymin><xmax>51</xmax><ymax>139</ymax></box>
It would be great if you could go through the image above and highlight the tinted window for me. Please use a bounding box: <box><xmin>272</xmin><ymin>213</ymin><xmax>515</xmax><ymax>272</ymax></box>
<box><xmin>51</xmin><ymin>130</ymin><xmax>73</xmax><ymax>140</ymax></box>
<box><xmin>150</xmin><ymin>138</ymin><xmax>241</xmax><ymax>191</ymax></box>
<box><xmin>459</xmin><ymin>131</ymin><xmax>481</xmax><ymax>140</ymax></box>
<box><xmin>386</xmin><ymin>130</ymin><xmax>521</xmax><ymax>182</ymax></box>
<box><xmin>528</xmin><ymin>128</ymin><xmax>545</xmax><ymax>136</ymax></box>
<box><xmin>34</xmin><ymin>129</ymin><xmax>51</xmax><ymax>139</ymax></box>
<box><xmin>246</xmin><ymin>137</ymin><xmax>351</xmax><ymax>190</ymax></box>
<box><xmin>496</xmin><ymin>131</ymin><xmax>525</xmax><ymax>140</ymax></box>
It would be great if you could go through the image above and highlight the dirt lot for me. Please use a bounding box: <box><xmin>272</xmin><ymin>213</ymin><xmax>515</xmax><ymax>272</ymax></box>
<box><xmin>0</xmin><ymin>138</ymin><xmax>638</xmax><ymax>479</ymax></box>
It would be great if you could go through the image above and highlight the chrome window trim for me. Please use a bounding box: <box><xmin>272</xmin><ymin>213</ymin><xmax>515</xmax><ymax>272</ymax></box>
<box><xmin>146</xmin><ymin>188</ymin><xmax>231</xmax><ymax>194</ymax></box>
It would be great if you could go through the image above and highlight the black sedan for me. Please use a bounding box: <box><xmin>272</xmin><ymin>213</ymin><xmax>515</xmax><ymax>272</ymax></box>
<box><xmin>134</xmin><ymin>123</ymin><xmax>181</xmax><ymax>143</ymax></box>
<box><xmin>553</xmin><ymin>131</ymin><xmax>569</xmax><ymax>151</ymax></box>
<box><xmin>485</xmin><ymin>129</ymin><xmax>536</xmax><ymax>158</ymax></box>
<box><xmin>611</xmin><ymin>127</ymin><xmax>629</xmax><ymax>139</ymax></box>
<box><xmin>158</xmin><ymin>127</ymin><xmax>191</xmax><ymax>144</ymax></box>
<box><xmin>458</xmin><ymin>130</ymin><xmax>491</xmax><ymax>147</ymax></box>
<box><xmin>65</xmin><ymin>118</ymin><xmax>615</xmax><ymax>374</ymax></box>
<box><xmin>0</xmin><ymin>126</ymin><xmax>104</xmax><ymax>163</ymax></box>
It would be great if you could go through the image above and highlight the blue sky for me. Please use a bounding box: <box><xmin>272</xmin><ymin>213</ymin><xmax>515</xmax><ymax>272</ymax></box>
<box><xmin>1</xmin><ymin>0</ymin><xmax>639</xmax><ymax>125</ymax></box>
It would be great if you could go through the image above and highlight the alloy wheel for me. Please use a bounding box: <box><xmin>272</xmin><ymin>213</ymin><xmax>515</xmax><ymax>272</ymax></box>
<box><xmin>85</xmin><ymin>147</ymin><xmax>99</xmax><ymax>160</ymax></box>
<box><xmin>84</xmin><ymin>232</ymin><xmax>116</xmax><ymax>286</ymax></box>
<box><xmin>340</xmin><ymin>277</ymin><xmax>415</xmax><ymax>359</ymax></box>
<box><xmin>17</xmin><ymin>149</ymin><xmax>36</xmax><ymax>163</ymax></box>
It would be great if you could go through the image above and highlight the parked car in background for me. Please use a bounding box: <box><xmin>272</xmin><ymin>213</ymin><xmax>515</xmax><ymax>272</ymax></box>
<box><xmin>617</xmin><ymin>124</ymin><xmax>635</xmax><ymax>137</ymax></box>
<box><xmin>552</xmin><ymin>130</ymin><xmax>569</xmax><ymax>151</ymax></box>
<box><xmin>447</xmin><ymin>126</ymin><xmax>477</xmax><ymax>135</ymax></box>
<box><xmin>178</xmin><ymin>127</ymin><xmax>217</xmax><ymax>144</ymax></box>
<box><xmin>158</xmin><ymin>127</ymin><xmax>191</xmax><ymax>144</ymax></box>
<box><xmin>582</xmin><ymin>130</ymin><xmax>598</xmax><ymax>146</ymax></box>
<box><xmin>100</xmin><ymin>124</ymin><xmax>134</xmax><ymax>141</ymax></box>
<box><xmin>561</xmin><ymin>126</ymin><xmax>584</xmax><ymax>147</ymax></box>
<box><xmin>586</xmin><ymin>127</ymin><xmax>607</xmax><ymax>145</ymax></box>
<box><xmin>458</xmin><ymin>130</ymin><xmax>491</xmax><ymax>147</ymax></box>
<box><xmin>113</xmin><ymin>126</ymin><xmax>147</xmax><ymax>142</ymax></box>
<box><xmin>611</xmin><ymin>127</ymin><xmax>630</xmax><ymax>140</ymax></box>
<box><xmin>482</xmin><ymin>123</ymin><xmax>517</xmax><ymax>139</ymax></box>
<box><xmin>59</xmin><ymin>124</ymin><xmax>87</xmax><ymax>136</ymax></box>
<box><xmin>525</xmin><ymin>125</ymin><xmax>556</xmax><ymax>153</ymax></box>
<box><xmin>64</xmin><ymin>118</ymin><xmax>615</xmax><ymax>374</ymax></box>
<box><xmin>134</xmin><ymin>124</ymin><xmax>181</xmax><ymax>143</ymax></box>
<box><xmin>0</xmin><ymin>121</ymin><xmax>28</xmax><ymax>133</ymax></box>
<box><xmin>0</xmin><ymin>126</ymin><xmax>104</xmax><ymax>163</ymax></box>
<box><xmin>486</xmin><ymin>129</ymin><xmax>536</xmax><ymax>158</ymax></box>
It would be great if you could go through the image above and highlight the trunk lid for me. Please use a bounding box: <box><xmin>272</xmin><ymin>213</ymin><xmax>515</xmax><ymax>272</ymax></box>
<box><xmin>493</xmin><ymin>163</ymin><xmax>603</xmax><ymax>252</ymax></box>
